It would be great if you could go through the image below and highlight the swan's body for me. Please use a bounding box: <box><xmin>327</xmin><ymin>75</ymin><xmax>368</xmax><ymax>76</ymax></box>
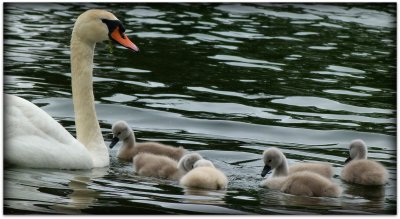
<box><xmin>179</xmin><ymin>159</ymin><xmax>228</xmax><ymax>190</ymax></box>
<box><xmin>5</xmin><ymin>9</ymin><xmax>138</xmax><ymax>169</ymax></box>
<box><xmin>260</xmin><ymin>147</ymin><xmax>341</xmax><ymax>197</ymax></box>
<box><xmin>341</xmin><ymin>139</ymin><xmax>388</xmax><ymax>186</ymax></box>
<box><xmin>110</xmin><ymin>120</ymin><xmax>186</xmax><ymax>161</ymax></box>
<box><xmin>133</xmin><ymin>153</ymin><xmax>184</xmax><ymax>180</ymax></box>
<box><xmin>5</xmin><ymin>95</ymin><xmax>93</xmax><ymax>168</ymax></box>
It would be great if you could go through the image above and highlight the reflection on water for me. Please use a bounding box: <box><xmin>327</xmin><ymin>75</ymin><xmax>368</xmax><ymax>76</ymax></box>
<box><xmin>51</xmin><ymin>177</ymin><xmax>100</xmax><ymax>214</ymax></box>
<box><xmin>4</xmin><ymin>168</ymin><xmax>108</xmax><ymax>214</ymax></box>
<box><xmin>181</xmin><ymin>188</ymin><xmax>227</xmax><ymax>205</ymax></box>
<box><xmin>50</xmin><ymin>168</ymin><xmax>108</xmax><ymax>213</ymax></box>
<box><xmin>3</xmin><ymin>2</ymin><xmax>396</xmax><ymax>215</ymax></box>
<box><xmin>258</xmin><ymin>188</ymin><xmax>342</xmax><ymax>212</ymax></box>
<box><xmin>344</xmin><ymin>183</ymin><xmax>386</xmax><ymax>203</ymax></box>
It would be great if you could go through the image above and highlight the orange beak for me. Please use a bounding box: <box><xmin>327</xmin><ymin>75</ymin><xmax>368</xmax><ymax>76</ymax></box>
<box><xmin>110</xmin><ymin>26</ymin><xmax>139</xmax><ymax>52</ymax></box>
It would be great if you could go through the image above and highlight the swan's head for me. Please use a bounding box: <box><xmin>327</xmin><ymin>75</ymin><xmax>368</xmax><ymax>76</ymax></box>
<box><xmin>73</xmin><ymin>9</ymin><xmax>139</xmax><ymax>51</ymax></box>
<box><xmin>177</xmin><ymin>153</ymin><xmax>203</xmax><ymax>172</ymax></box>
<box><xmin>345</xmin><ymin>139</ymin><xmax>368</xmax><ymax>164</ymax></box>
<box><xmin>193</xmin><ymin>159</ymin><xmax>215</xmax><ymax>168</ymax></box>
<box><xmin>261</xmin><ymin>147</ymin><xmax>286</xmax><ymax>177</ymax></box>
<box><xmin>110</xmin><ymin>120</ymin><xmax>135</xmax><ymax>149</ymax></box>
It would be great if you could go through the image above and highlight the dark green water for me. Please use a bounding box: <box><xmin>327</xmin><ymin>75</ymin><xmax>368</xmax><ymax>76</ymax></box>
<box><xmin>3</xmin><ymin>3</ymin><xmax>396</xmax><ymax>214</ymax></box>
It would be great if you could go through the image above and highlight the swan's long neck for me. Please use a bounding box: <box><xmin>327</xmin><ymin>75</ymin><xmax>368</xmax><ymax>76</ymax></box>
<box><xmin>70</xmin><ymin>34</ymin><xmax>108</xmax><ymax>167</ymax></box>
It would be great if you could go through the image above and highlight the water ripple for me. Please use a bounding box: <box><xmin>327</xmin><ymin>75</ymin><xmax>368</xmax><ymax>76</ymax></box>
<box><xmin>188</xmin><ymin>33</ymin><xmax>242</xmax><ymax>43</ymax></box>
<box><xmin>209</xmin><ymin>55</ymin><xmax>284</xmax><ymax>71</ymax></box>
<box><xmin>271</xmin><ymin>96</ymin><xmax>392</xmax><ymax>114</ymax></box>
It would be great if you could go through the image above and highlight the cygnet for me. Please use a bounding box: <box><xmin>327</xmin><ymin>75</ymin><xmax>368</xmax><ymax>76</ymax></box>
<box><xmin>261</xmin><ymin>147</ymin><xmax>333</xmax><ymax>178</ymax></box>
<box><xmin>260</xmin><ymin>147</ymin><xmax>341</xmax><ymax>197</ymax></box>
<box><xmin>179</xmin><ymin>159</ymin><xmax>228</xmax><ymax>190</ymax></box>
<box><xmin>110</xmin><ymin>121</ymin><xmax>186</xmax><ymax>161</ymax></box>
<box><xmin>133</xmin><ymin>153</ymin><xmax>184</xmax><ymax>180</ymax></box>
<box><xmin>133</xmin><ymin>152</ymin><xmax>203</xmax><ymax>180</ymax></box>
<box><xmin>341</xmin><ymin>139</ymin><xmax>388</xmax><ymax>186</ymax></box>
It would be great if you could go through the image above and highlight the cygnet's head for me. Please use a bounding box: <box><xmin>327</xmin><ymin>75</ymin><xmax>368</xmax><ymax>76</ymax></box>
<box><xmin>177</xmin><ymin>153</ymin><xmax>203</xmax><ymax>172</ymax></box>
<box><xmin>72</xmin><ymin>9</ymin><xmax>139</xmax><ymax>51</ymax></box>
<box><xmin>109</xmin><ymin>120</ymin><xmax>135</xmax><ymax>149</ymax></box>
<box><xmin>193</xmin><ymin>159</ymin><xmax>215</xmax><ymax>168</ymax></box>
<box><xmin>345</xmin><ymin>139</ymin><xmax>368</xmax><ymax>164</ymax></box>
<box><xmin>261</xmin><ymin>147</ymin><xmax>287</xmax><ymax>177</ymax></box>
<box><xmin>323</xmin><ymin>183</ymin><xmax>343</xmax><ymax>198</ymax></box>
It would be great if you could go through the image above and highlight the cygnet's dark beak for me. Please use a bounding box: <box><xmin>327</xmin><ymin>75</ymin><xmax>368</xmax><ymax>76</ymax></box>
<box><xmin>344</xmin><ymin>157</ymin><xmax>352</xmax><ymax>164</ymax></box>
<box><xmin>261</xmin><ymin>165</ymin><xmax>271</xmax><ymax>177</ymax></box>
<box><xmin>109</xmin><ymin>137</ymin><xmax>120</xmax><ymax>149</ymax></box>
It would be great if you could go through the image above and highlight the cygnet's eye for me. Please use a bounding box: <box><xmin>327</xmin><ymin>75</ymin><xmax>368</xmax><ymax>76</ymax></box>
<box><xmin>117</xmin><ymin>132</ymin><xmax>121</xmax><ymax>135</ymax></box>
<box><xmin>268</xmin><ymin>159</ymin><xmax>272</xmax><ymax>163</ymax></box>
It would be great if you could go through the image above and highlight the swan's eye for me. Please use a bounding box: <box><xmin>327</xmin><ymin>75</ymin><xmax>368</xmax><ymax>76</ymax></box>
<box><xmin>101</xmin><ymin>19</ymin><xmax>126</xmax><ymax>38</ymax></box>
<box><xmin>118</xmin><ymin>24</ymin><xmax>126</xmax><ymax>36</ymax></box>
<box><xmin>117</xmin><ymin>132</ymin><xmax>121</xmax><ymax>135</ymax></box>
<box><xmin>268</xmin><ymin>159</ymin><xmax>272</xmax><ymax>163</ymax></box>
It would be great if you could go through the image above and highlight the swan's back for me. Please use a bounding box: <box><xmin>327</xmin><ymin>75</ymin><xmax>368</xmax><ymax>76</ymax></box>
<box><xmin>133</xmin><ymin>142</ymin><xmax>186</xmax><ymax>161</ymax></box>
<box><xmin>341</xmin><ymin>159</ymin><xmax>388</xmax><ymax>185</ymax></box>
<box><xmin>179</xmin><ymin>166</ymin><xmax>228</xmax><ymax>190</ymax></box>
<box><xmin>5</xmin><ymin>95</ymin><xmax>92</xmax><ymax>169</ymax></box>
<box><xmin>289</xmin><ymin>162</ymin><xmax>333</xmax><ymax>179</ymax></box>
<box><xmin>133</xmin><ymin>153</ymin><xmax>183</xmax><ymax>180</ymax></box>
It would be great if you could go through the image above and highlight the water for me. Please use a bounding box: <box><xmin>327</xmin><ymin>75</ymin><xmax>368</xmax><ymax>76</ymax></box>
<box><xmin>3</xmin><ymin>3</ymin><xmax>396</xmax><ymax>214</ymax></box>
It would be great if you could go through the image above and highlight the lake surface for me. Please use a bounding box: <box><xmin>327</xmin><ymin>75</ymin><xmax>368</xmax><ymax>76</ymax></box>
<box><xmin>3</xmin><ymin>3</ymin><xmax>396</xmax><ymax>214</ymax></box>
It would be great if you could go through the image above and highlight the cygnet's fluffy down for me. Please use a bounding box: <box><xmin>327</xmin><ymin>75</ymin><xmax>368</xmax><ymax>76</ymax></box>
<box><xmin>259</xmin><ymin>176</ymin><xmax>286</xmax><ymax>190</ymax></box>
<box><xmin>133</xmin><ymin>153</ymin><xmax>184</xmax><ymax>180</ymax></box>
<box><xmin>341</xmin><ymin>139</ymin><xmax>388</xmax><ymax>186</ymax></box>
<box><xmin>110</xmin><ymin>120</ymin><xmax>186</xmax><ymax>161</ymax></box>
<box><xmin>261</xmin><ymin>147</ymin><xmax>333</xmax><ymax>179</ymax></box>
<box><xmin>289</xmin><ymin>162</ymin><xmax>333</xmax><ymax>179</ymax></box>
<box><xmin>179</xmin><ymin>159</ymin><xmax>228</xmax><ymax>190</ymax></box>
<box><xmin>133</xmin><ymin>142</ymin><xmax>186</xmax><ymax>161</ymax></box>
<box><xmin>260</xmin><ymin>147</ymin><xmax>341</xmax><ymax>197</ymax></box>
<box><xmin>177</xmin><ymin>152</ymin><xmax>203</xmax><ymax>172</ymax></box>
<box><xmin>261</xmin><ymin>171</ymin><xmax>342</xmax><ymax>197</ymax></box>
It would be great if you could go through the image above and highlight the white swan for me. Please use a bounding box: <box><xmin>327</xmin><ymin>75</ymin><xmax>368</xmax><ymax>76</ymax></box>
<box><xmin>260</xmin><ymin>147</ymin><xmax>341</xmax><ymax>197</ymax></box>
<box><xmin>341</xmin><ymin>139</ymin><xmax>388</xmax><ymax>186</ymax></box>
<box><xmin>110</xmin><ymin>120</ymin><xmax>187</xmax><ymax>161</ymax></box>
<box><xmin>5</xmin><ymin>9</ymin><xmax>139</xmax><ymax>169</ymax></box>
<box><xmin>261</xmin><ymin>147</ymin><xmax>333</xmax><ymax>179</ymax></box>
<box><xmin>179</xmin><ymin>159</ymin><xmax>228</xmax><ymax>190</ymax></box>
